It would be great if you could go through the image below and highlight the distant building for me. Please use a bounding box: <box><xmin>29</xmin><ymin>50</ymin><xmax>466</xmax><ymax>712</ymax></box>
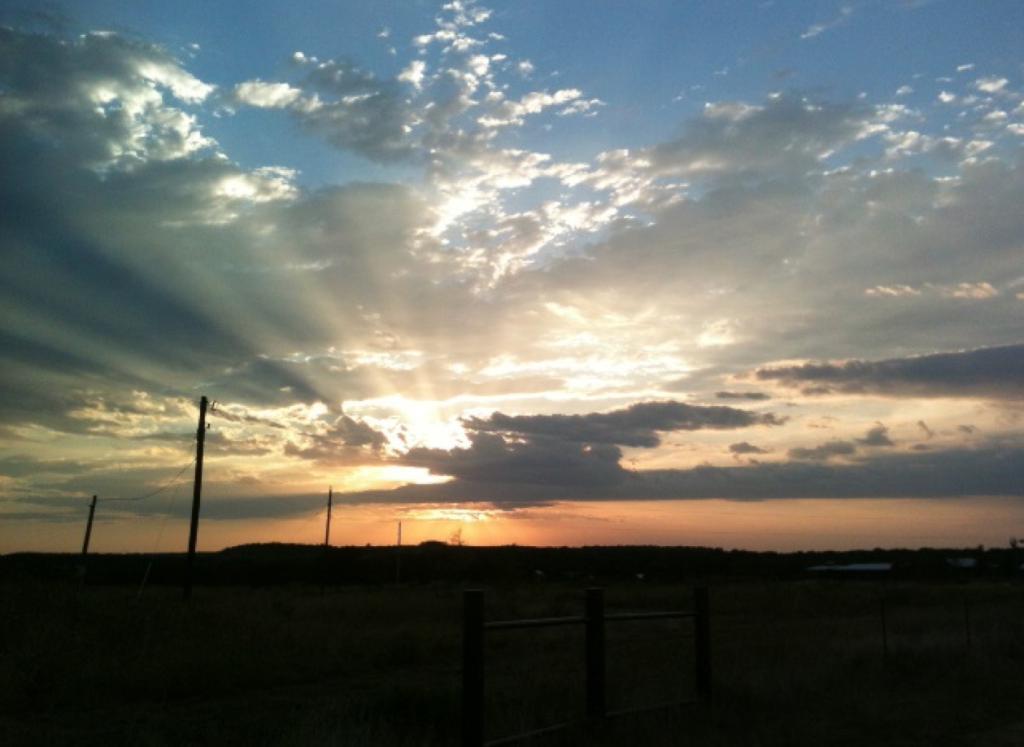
<box><xmin>806</xmin><ymin>562</ymin><xmax>893</xmax><ymax>575</ymax></box>
<box><xmin>945</xmin><ymin>557</ymin><xmax>978</xmax><ymax>570</ymax></box>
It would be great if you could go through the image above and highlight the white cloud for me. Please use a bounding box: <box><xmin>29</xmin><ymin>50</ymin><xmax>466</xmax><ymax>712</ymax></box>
<box><xmin>975</xmin><ymin>76</ymin><xmax>1009</xmax><ymax>93</ymax></box>
<box><xmin>136</xmin><ymin>58</ymin><xmax>214</xmax><ymax>103</ymax></box>
<box><xmin>397</xmin><ymin>59</ymin><xmax>427</xmax><ymax>89</ymax></box>
<box><xmin>0</xmin><ymin>30</ymin><xmax>217</xmax><ymax>170</ymax></box>
<box><xmin>866</xmin><ymin>283</ymin><xmax>999</xmax><ymax>300</ymax></box>
<box><xmin>865</xmin><ymin>285</ymin><xmax>921</xmax><ymax>297</ymax></box>
<box><xmin>234</xmin><ymin>80</ymin><xmax>303</xmax><ymax>108</ymax></box>
<box><xmin>801</xmin><ymin>5</ymin><xmax>854</xmax><ymax>40</ymax></box>
<box><xmin>478</xmin><ymin>88</ymin><xmax>583</xmax><ymax>128</ymax></box>
<box><xmin>948</xmin><ymin>282</ymin><xmax>998</xmax><ymax>299</ymax></box>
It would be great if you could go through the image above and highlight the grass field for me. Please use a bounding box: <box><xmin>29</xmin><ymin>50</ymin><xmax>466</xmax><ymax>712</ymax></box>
<box><xmin>2</xmin><ymin>575</ymin><xmax>1023</xmax><ymax>746</ymax></box>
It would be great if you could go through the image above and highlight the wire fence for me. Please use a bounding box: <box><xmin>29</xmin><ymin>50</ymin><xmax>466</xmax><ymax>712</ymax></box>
<box><xmin>461</xmin><ymin>586</ymin><xmax>711</xmax><ymax>747</ymax></box>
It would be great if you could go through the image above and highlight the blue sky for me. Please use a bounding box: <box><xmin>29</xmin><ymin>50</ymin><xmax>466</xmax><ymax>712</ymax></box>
<box><xmin>2</xmin><ymin>1</ymin><xmax>1024</xmax><ymax>553</ymax></box>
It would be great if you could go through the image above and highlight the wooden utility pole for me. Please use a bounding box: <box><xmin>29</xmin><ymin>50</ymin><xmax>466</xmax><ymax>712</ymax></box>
<box><xmin>81</xmin><ymin>494</ymin><xmax>97</xmax><ymax>556</ymax></box>
<box><xmin>396</xmin><ymin>521</ymin><xmax>402</xmax><ymax>586</ymax></box>
<box><xmin>320</xmin><ymin>487</ymin><xmax>334</xmax><ymax>596</ymax></box>
<box><xmin>183</xmin><ymin>395</ymin><xmax>209</xmax><ymax>601</ymax></box>
<box><xmin>324</xmin><ymin>487</ymin><xmax>333</xmax><ymax>547</ymax></box>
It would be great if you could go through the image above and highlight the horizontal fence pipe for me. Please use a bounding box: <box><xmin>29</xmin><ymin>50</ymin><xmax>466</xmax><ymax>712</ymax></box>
<box><xmin>605</xmin><ymin>610</ymin><xmax>693</xmax><ymax>622</ymax></box>
<box><xmin>607</xmin><ymin>699</ymin><xmax>702</xmax><ymax>719</ymax></box>
<box><xmin>485</xmin><ymin>616</ymin><xmax>586</xmax><ymax>631</ymax></box>
<box><xmin>463</xmin><ymin>586</ymin><xmax>712</xmax><ymax>747</ymax></box>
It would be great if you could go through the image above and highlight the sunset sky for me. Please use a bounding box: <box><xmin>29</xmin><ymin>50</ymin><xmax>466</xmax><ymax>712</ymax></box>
<box><xmin>3</xmin><ymin>1</ymin><xmax>1024</xmax><ymax>554</ymax></box>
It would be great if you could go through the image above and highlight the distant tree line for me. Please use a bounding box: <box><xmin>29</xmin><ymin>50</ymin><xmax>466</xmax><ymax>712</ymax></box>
<box><xmin>2</xmin><ymin>542</ymin><xmax>1021</xmax><ymax>589</ymax></box>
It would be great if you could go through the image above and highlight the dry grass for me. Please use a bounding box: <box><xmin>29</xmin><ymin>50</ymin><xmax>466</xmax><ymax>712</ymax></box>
<box><xmin>1</xmin><ymin>578</ymin><xmax>1023</xmax><ymax>746</ymax></box>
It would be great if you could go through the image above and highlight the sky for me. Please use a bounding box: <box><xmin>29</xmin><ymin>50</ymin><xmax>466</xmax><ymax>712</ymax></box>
<box><xmin>2</xmin><ymin>1</ymin><xmax>1024</xmax><ymax>554</ymax></box>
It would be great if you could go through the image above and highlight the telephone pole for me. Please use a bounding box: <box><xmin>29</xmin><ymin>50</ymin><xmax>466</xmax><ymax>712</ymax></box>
<box><xmin>324</xmin><ymin>487</ymin><xmax>333</xmax><ymax>547</ymax></box>
<box><xmin>81</xmin><ymin>494</ymin><xmax>97</xmax><ymax>556</ymax></box>
<box><xmin>183</xmin><ymin>395</ymin><xmax>209</xmax><ymax>601</ymax></box>
<box><xmin>396</xmin><ymin>521</ymin><xmax>402</xmax><ymax>587</ymax></box>
<box><xmin>320</xmin><ymin>487</ymin><xmax>334</xmax><ymax>596</ymax></box>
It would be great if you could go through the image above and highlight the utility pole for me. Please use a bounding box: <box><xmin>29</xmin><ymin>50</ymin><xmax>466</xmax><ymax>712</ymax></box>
<box><xmin>183</xmin><ymin>395</ymin><xmax>209</xmax><ymax>602</ymax></box>
<box><xmin>324</xmin><ymin>487</ymin><xmax>333</xmax><ymax>547</ymax></box>
<box><xmin>81</xmin><ymin>494</ymin><xmax>97</xmax><ymax>556</ymax></box>
<box><xmin>396</xmin><ymin>521</ymin><xmax>402</xmax><ymax>587</ymax></box>
<box><xmin>320</xmin><ymin>487</ymin><xmax>334</xmax><ymax>596</ymax></box>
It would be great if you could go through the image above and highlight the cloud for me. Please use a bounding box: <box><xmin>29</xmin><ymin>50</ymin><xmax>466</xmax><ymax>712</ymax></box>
<box><xmin>716</xmin><ymin>391</ymin><xmax>771</xmax><ymax>401</ymax></box>
<box><xmin>0</xmin><ymin>27</ymin><xmax>214</xmax><ymax>170</ymax></box>
<box><xmin>478</xmin><ymin>88</ymin><xmax>585</xmax><ymax>128</ymax></box>
<box><xmin>571</xmin><ymin>90</ymin><xmax>889</xmax><ymax>215</ymax></box>
<box><xmin>633</xmin><ymin>444</ymin><xmax>1024</xmax><ymax>501</ymax></box>
<box><xmin>463</xmin><ymin>400</ymin><xmax>784</xmax><ymax>448</ymax></box>
<box><xmin>259</xmin><ymin>55</ymin><xmax>415</xmax><ymax>162</ymax></box>
<box><xmin>975</xmin><ymin>77</ymin><xmax>1009</xmax><ymax>94</ymax></box>
<box><xmin>729</xmin><ymin>441</ymin><xmax>769</xmax><ymax>456</ymax></box>
<box><xmin>649</xmin><ymin>92</ymin><xmax>877</xmax><ymax>180</ymax></box>
<box><xmin>283</xmin><ymin>414</ymin><xmax>389</xmax><ymax>466</ymax></box>
<box><xmin>406</xmin><ymin>432</ymin><xmax>628</xmax><ymax>487</ymax></box>
<box><xmin>800</xmin><ymin>5</ymin><xmax>855</xmax><ymax>40</ymax></box>
<box><xmin>3</xmin><ymin>7</ymin><xmax>1024</xmax><ymax>542</ymax></box>
<box><xmin>397</xmin><ymin>59</ymin><xmax>427</xmax><ymax>89</ymax></box>
<box><xmin>234</xmin><ymin>80</ymin><xmax>303</xmax><ymax>108</ymax></box>
<box><xmin>335</xmin><ymin>443</ymin><xmax>1024</xmax><ymax>506</ymax></box>
<box><xmin>393</xmin><ymin>401</ymin><xmax>784</xmax><ymax>491</ymax></box>
<box><xmin>788</xmin><ymin>440</ymin><xmax>857</xmax><ymax>461</ymax></box>
<box><xmin>857</xmin><ymin>424</ymin><xmax>894</xmax><ymax>447</ymax></box>
<box><xmin>756</xmin><ymin>345</ymin><xmax>1024</xmax><ymax>399</ymax></box>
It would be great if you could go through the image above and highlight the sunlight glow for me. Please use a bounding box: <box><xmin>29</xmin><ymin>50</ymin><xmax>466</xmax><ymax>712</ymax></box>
<box><xmin>406</xmin><ymin>505</ymin><xmax>499</xmax><ymax>523</ymax></box>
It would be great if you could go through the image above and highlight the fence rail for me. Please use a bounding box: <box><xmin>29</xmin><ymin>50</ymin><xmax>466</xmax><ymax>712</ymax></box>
<box><xmin>462</xmin><ymin>587</ymin><xmax>711</xmax><ymax>747</ymax></box>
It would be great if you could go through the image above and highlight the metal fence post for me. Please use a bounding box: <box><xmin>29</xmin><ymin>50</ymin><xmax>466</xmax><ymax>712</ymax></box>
<box><xmin>694</xmin><ymin>586</ymin><xmax>712</xmax><ymax>703</ymax></box>
<box><xmin>880</xmin><ymin>595</ymin><xmax>890</xmax><ymax>666</ymax></box>
<box><xmin>585</xmin><ymin>587</ymin><xmax>607</xmax><ymax>719</ymax></box>
<box><xmin>463</xmin><ymin>589</ymin><xmax>485</xmax><ymax>747</ymax></box>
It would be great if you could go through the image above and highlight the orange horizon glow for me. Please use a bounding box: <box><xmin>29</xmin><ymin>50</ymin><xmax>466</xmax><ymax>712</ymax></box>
<box><xmin>6</xmin><ymin>496</ymin><xmax>1023</xmax><ymax>555</ymax></box>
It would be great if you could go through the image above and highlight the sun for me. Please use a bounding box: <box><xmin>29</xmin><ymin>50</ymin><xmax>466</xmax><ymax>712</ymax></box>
<box><xmin>351</xmin><ymin>395</ymin><xmax>472</xmax><ymax>453</ymax></box>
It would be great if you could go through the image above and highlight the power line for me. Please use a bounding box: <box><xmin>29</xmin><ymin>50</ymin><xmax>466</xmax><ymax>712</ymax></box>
<box><xmin>98</xmin><ymin>457</ymin><xmax>197</xmax><ymax>503</ymax></box>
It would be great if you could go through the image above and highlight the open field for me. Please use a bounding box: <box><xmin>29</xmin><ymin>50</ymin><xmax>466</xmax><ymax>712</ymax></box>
<box><xmin>2</xmin><ymin>550</ymin><xmax>1024</xmax><ymax>746</ymax></box>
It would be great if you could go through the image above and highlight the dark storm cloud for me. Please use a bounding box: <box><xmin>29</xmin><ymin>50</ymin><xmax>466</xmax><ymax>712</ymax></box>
<box><xmin>283</xmin><ymin>415</ymin><xmax>389</xmax><ymax>465</ymax></box>
<box><xmin>634</xmin><ymin>445</ymin><xmax>1024</xmax><ymax>501</ymax></box>
<box><xmin>338</xmin><ymin>443</ymin><xmax>1024</xmax><ymax>506</ymax></box>
<box><xmin>716</xmin><ymin>391</ymin><xmax>771</xmax><ymax>401</ymax></box>
<box><xmin>729</xmin><ymin>441</ymin><xmax>769</xmax><ymax>456</ymax></box>
<box><xmin>787</xmin><ymin>441</ymin><xmax>857</xmax><ymax>461</ymax></box>
<box><xmin>309</xmin><ymin>479</ymin><xmax>582</xmax><ymax>508</ymax></box>
<box><xmin>464</xmin><ymin>400</ymin><xmax>784</xmax><ymax>448</ymax></box>
<box><xmin>397</xmin><ymin>400</ymin><xmax>783</xmax><ymax>491</ymax></box>
<box><xmin>857</xmin><ymin>424</ymin><xmax>894</xmax><ymax>447</ymax></box>
<box><xmin>406</xmin><ymin>433</ymin><xmax>628</xmax><ymax>487</ymax></box>
<box><xmin>756</xmin><ymin>344</ymin><xmax>1024</xmax><ymax>399</ymax></box>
